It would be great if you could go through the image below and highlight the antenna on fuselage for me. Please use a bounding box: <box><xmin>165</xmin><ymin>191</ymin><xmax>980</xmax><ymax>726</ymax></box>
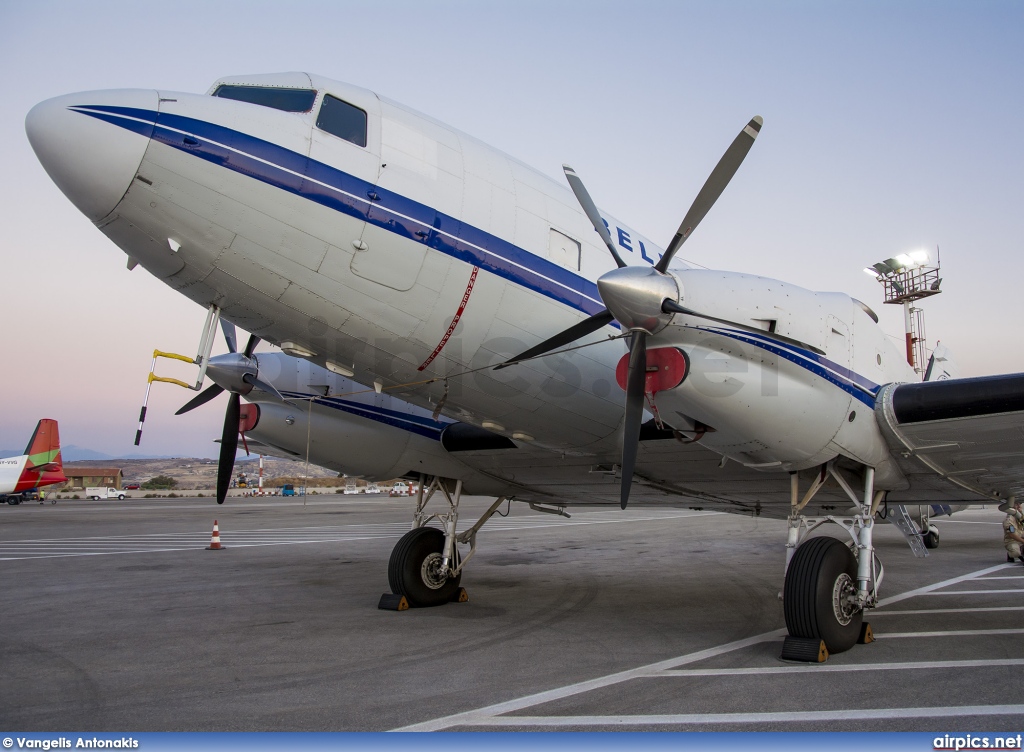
<box><xmin>863</xmin><ymin>246</ymin><xmax>943</xmax><ymax>374</ymax></box>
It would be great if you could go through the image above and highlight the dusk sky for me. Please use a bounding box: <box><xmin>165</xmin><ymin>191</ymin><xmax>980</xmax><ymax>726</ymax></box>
<box><xmin>1</xmin><ymin>1</ymin><xmax>1021</xmax><ymax>458</ymax></box>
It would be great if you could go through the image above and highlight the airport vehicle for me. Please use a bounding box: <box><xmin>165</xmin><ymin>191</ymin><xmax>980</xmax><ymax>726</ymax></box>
<box><xmin>4</xmin><ymin>489</ymin><xmax>46</xmax><ymax>505</ymax></box>
<box><xmin>1</xmin><ymin>419</ymin><xmax>67</xmax><ymax>504</ymax></box>
<box><xmin>86</xmin><ymin>486</ymin><xmax>126</xmax><ymax>500</ymax></box>
<box><xmin>281</xmin><ymin>483</ymin><xmax>305</xmax><ymax>497</ymax></box>
<box><xmin>26</xmin><ymin>73</ymin><xmax>1024</xmax><ymax>656</ymax></box>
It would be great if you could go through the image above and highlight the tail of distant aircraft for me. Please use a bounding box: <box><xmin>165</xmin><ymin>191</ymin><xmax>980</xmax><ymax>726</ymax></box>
<box><xmin>0</xmin><ymin>419</ymin><xmax>67</xmax><ymax>495</ymax></box>
<box><xmin>923</xmin><ymin>341</ymin><xmax>960</xmax><ymax>381</ymax></box>
<box><xmin>24</xmin><ymin>418</ymin><xmax>63</xmax><ymax>471</ymax></box>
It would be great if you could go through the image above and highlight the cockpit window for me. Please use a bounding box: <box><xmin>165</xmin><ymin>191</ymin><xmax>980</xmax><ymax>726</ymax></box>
<box><xmin>316</xmin><ymin>94</ymin><xmax>367</xmax><ymax>147</ymax></box>
<box><xmin>212</xmin><ymin>85</ymin><xmax>317</xmax><ymax>113</ymax></box>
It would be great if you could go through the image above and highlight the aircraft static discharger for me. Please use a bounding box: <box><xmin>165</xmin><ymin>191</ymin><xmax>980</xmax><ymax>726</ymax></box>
<box><xmin>26</xmin><ymin>72</ymin><xmax>1024</xmax><ymax>659</ymax></box>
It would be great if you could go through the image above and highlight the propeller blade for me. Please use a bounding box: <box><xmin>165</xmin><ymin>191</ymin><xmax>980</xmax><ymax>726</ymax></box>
<box><xmin>242</xmin><ymin>373</ymin><xmax>285</xmax><ymax>402</ymax></box>
<box><xmin>655</xmin><ymin>116</ymin><xmax>762</xmax><ymax>273</ymax></box>
<box><xmin>175</xmin><ymin>383</ymin><xmax>225</xmax><ymax>415</ymax></box>
<box><xmin>496</xmin><ymin>309</ymin><xmax>614</xmax><ymax>369</ymax></box>
<box><xmin>220</xmin><ymin>319</ymin><xmax>238</xmax><ymax>354</ymax></box>
<box><xmin>217</xmin><ymin>393</ymin><xmax>241</xmax><ymax>504</ymax></box>
<box><xmin>563</xmin><ymin>165</ymin><xmax>627</xmax><ymax>269</ymax></box>
<box><xmin>242</xmin><ymin>333</ymin><xmax>260</xmax><ymax>358</ymax></box>
<box><xmin>620</xmin><ymin>332</ymin><xmax>647</xmax><ymax>510</ymax></box>
<box><xmin>661</xmin><ymin>299</ymin><xmax>825</xmax><ymax>355</ymax></box>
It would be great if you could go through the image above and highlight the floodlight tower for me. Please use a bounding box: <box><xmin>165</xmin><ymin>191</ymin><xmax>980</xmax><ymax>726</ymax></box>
<box><xmin>864</xmin><ymin>249</ymin><xmax>942</xmax><ymax>373</ymax></box>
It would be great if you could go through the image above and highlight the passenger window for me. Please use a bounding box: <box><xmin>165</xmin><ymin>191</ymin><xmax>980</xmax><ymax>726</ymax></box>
<box><xmin>316</xmin><ymin>95</ymin><xmax>367</xmax><ymax>147</ymax></box>
<box><xmin>212</xmin><ymin>85</ymin><xmax>317</xmax><ymax>113</ymax></box>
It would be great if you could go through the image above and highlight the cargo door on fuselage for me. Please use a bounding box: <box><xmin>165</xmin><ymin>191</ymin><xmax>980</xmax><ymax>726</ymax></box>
<box><xmin>352</xmin><ymin>104</ymin><xmax>465</xmax><ymax>292</ymax></box>
<box><xmin>306</xmin><ymin>86</ymin><xmax>382</xmax><ymax>283</ymax></box>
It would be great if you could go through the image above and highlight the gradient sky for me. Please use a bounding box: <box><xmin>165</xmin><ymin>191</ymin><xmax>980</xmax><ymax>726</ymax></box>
<box><xmin>1</xmin><ymin>0</ymin><xmax>1021</xmax><ymax>458</ymax></box>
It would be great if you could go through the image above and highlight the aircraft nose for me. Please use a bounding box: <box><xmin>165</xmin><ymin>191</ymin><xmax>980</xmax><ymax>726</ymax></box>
<box><xmin>26</xmin><ymin>89</ymin><xmax>158</xmax><ymax>222</ymax></box>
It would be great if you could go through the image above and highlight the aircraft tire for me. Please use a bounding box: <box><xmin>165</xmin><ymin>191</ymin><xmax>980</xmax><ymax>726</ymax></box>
<box><xmin>923</xmin><ymin>527</ymin><xmax>940</xmax><ymax>549</ymax></box>
<box><xmin>783</xmin><ymin>536</ymin><xmax>862</xmax><ymax>654</ymax></box>
<box><xmin>387</xmin><ymin>526</ymin><xmax>461</xmax><ymax>607</ymax></box>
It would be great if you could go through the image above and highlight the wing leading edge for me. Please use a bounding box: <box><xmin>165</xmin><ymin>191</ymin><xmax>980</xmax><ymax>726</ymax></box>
<box><xmin>876</xmin><ymin>373</ymin><xmax>1024</xmax><ymax>503</ymax></box>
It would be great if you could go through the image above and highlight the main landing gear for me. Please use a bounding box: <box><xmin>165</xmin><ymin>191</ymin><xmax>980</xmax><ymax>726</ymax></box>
<box><xmin>781</xmin><ymin>463</ymin><xmax>884</xmax><ymax>660</ymax></box>
<box><xmin>382</xmin><ymin>475</ymin><xmax>509</xmax><ymax>608</ymax></box>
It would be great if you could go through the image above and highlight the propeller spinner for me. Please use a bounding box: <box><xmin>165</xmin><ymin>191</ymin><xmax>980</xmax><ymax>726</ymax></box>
<box><xmin>176</xmin><ymin>320</ymin><xmax>284</xmax><ymax>504</ymax></box>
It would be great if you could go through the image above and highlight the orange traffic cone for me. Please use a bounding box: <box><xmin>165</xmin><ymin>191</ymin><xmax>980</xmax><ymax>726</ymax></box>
<box><xmin>206</xmin><ymin>519</ymin><xmax>225</xmax><ymax>550</ymax></box>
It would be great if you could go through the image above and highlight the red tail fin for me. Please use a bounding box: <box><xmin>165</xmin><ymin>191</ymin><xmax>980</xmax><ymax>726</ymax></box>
<box><xmin>15</xmin><ymin>419</ymin><xmax>66</xmax><ymax>492</ymax></box>
<box><xmin>25</xmin><ymin>419</ymin><xmax>62</xmax><ymax>466</ymax></box>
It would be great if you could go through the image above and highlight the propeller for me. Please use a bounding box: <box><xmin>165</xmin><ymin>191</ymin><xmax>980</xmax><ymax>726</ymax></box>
<box><xmin>175</xmin><ymin>320</ymin><xmax>285</xmax><ymax>504</ymax></box>
<box><xmin>655</xmin><ymin>116</ymin><xmax>763</xmax><ymax>274</ymax></box>
<box><xmin>500</xmin><ymin>117</ymin><xmax>788</xmax><ymax>509</ymax></box>
<box><xmin>620</xmin><ymin>333</ymin><xmax>647</xmax><ymax>508</ymax></box>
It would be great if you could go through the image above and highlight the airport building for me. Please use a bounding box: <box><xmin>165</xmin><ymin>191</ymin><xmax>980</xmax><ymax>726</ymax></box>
<box><xmin>62</xmin><ymin>466</ymin><xmax>123</xmax><ymax>490</ymax></box>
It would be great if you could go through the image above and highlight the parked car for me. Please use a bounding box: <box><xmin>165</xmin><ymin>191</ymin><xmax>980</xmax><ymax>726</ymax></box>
<box><xmin>86</xmin><ymin>487</ymin><xmax>126</xmax><ymax>500</ymax></box>
<box><xmin>123</xmin><ymin>483</ymin><xmax>141</xmax><ymax>490</ymax></box>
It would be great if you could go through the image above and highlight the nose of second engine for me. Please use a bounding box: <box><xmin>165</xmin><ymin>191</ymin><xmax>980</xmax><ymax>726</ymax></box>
<box><xmin>206</xmin><ymin>352</ymin><xmax>257</xmax><ymax>395</ymax></box>
<box><xmin>26</xmin><ymin>89</ymin><xmax>158</xmax><ymax>222</ymax></box>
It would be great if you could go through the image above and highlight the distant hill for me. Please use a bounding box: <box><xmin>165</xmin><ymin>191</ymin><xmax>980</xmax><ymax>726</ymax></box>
<box><xmin>62</xmin><ymin>456</ymin><xmax>340</xmax><ymax>490</ymax></box>
<box><xmin>2</xmin><ymin>445</ymin><xmax>184</xmax><ymax>461</ymax></box>
<box><xmin>61</xmin><ymin>445</ymin><xmax>115</xmax><ymax>461</ymax></box>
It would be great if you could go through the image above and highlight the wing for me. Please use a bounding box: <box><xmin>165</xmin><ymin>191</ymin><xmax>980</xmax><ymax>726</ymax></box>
<box><xmin>875</xmin><ymin>373</ymin><xmax>1024</xmax><ymax>504</ymax></box>
<box><xmin>448</xmin><ymin>419</ymin><xmax>870</xmax><ymax>519</ymax></box>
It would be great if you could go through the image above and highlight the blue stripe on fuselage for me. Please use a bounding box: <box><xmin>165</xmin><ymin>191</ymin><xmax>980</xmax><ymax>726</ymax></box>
<box><xmin>694</xmin><ymin>326</ymin><xmax>880</xmax><ymax>407</ymax></box>
<box><xmin>70</xmin><ymin>104</ymin><xmax>881</xmax><ymax>405</ymax></box>
<box><xmin>70</xmin><ymin>104</ymin><xmax>606</xmax><ymax>318</ymax></box>
<box><xmin>279</xmin><ymin>390</ymin><xmax>449</xmax><ymax>440</ymax></box>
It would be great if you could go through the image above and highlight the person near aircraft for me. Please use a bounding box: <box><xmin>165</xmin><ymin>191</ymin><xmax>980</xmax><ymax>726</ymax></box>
<box><xmin>1002</xmin><ymin>499</ymin><xmax>1024</xmax><ymax>563</ymax></box>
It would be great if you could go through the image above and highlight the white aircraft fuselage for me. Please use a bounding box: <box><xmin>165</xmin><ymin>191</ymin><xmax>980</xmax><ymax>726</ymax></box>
<box><xmin>26</xmin><ymin>72</ymin><xmax>918</xmax><ymax>502</ymax></box>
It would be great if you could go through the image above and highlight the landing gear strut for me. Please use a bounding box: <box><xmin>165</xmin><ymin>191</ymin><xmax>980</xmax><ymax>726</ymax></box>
<box><xmin>385</xmin><ymin>475</ymin><xmax>508</xmax><ymax>607</ymax></box>
<box><xmin>921</xmin><ymin>510</ymin><xmax>940</xmax><ymax>549</ymax></box>
<box><xmin>782</xmin><ymin>463</ymin><xmax>883</xmax><ymax>656</ymax></box>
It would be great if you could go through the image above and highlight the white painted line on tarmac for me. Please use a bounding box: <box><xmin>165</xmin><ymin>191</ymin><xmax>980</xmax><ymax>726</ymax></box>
<box><xmin>0</xmin><ymin>511</ymin><xmax>711</xmax><ymax>561</ymax></box>
<box><xmin>872</xmin><ymin>606</ymin><xmax>1024</xmax><ymax>616</ymax></box>
<box><xmin>393</xmin><ymin>629</ymin><xmax>788</xmax><ymax>731</ymax></box>
<box><xmin>875</xmin><ymin>563</ymin><xmax>1015</xmax><ymax>607</ymax></box>
<box><xmin>875</xmin><ymin>628</ymin><xmax>1024</xmax><ymax>639</ymax></box>
<box><xmin>910</xmin><ymin>589</ymin><xmax>1024</xmax><ymax>596</ymax></box>
<box><xmin>658</xmin><ymin>658</ymin><xmax>1024</xmax><ymax>676</ymax></box>
<box><xmin>394</xmin><ymin>561</ymin><xmax>1022</xmax><ymax>732</ymax></box>
<box><xmin>455</xmin><ymin>704</ymin><xmax>1024</xmax><ymax>727</ymax></box>
<box><xmin>938</xmin><ymin>520</ymin><xmax>1002</xmax><ymax>525</ymax></box>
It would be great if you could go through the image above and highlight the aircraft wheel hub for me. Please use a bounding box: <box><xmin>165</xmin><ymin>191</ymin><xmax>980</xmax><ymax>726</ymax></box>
<box><xmin>420</xmin><ymin>552</ymin><xmax>448</xmax><ymax>590</ymax></box>
<box><xmin>832</xmin><ymin>572</ymin><xmax>858</xmax><ymax>626</ymax></box>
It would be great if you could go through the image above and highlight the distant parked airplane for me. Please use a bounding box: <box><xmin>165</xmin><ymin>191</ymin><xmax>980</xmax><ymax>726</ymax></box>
<box><xmin>1</xmin><ymin>419</ymin><xmax>67</xmax><ymax>503</ymax></box>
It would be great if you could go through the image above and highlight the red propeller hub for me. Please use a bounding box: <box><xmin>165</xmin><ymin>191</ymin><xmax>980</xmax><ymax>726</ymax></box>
<box><xmin>615</xmin><ymin>347</ymin><xmax>689</xmax><ymax>395</ymax></box>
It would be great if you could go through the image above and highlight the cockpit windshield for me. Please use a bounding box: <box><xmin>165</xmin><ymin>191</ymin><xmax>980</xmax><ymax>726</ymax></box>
<box><xmin>212</xmin><ymin>85</ymin><xmax>316</xmax><ymax>113</ymax></box>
